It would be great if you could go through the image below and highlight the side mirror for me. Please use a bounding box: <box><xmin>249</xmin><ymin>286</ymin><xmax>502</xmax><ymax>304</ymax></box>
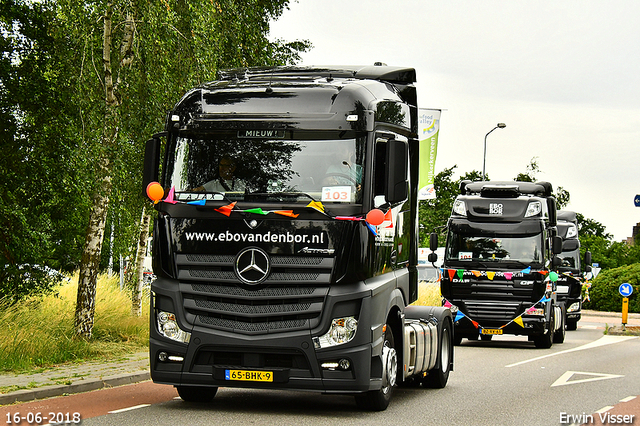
<box><xmin>429</xmin><ymin>232</ymin><xmax>438</xmax><ymax>252</ymax></box>
<box><xmin>143</xmin><ymin>138</ymin><xmax>161</xmax><ymax>195</ymax></box>
<box><xmin>552</xmin><ymin>236</ymin><xmax>563</xmax><ymax>255</ymax></box>
<box><xmin>584</xmin><ymin>250</ymin><xmax>592</xmax><ymax>272</ymax></box>
<box><xmin>428</xmin><ymin>232</ymin><xmax>439</xmax><ymax>263</ymax></box>
<box><xmin>547</xmin><ymin>198</ymin><xmax>557</xmax><ymax>227</ymax></box>
<box><xmin>385</xmin><ymin>139</ymin><xmax>408</xmax><ymax>204</ymax></box>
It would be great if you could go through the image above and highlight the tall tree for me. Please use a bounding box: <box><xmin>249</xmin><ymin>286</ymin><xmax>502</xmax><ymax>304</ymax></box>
<box><xmin>64</xmin><ymin>0</ymin><xmax>310</xmax><ymax>338</ymax></box>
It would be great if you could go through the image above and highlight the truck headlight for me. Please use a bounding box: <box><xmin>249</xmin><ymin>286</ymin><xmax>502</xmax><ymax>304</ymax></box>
<box><xmin>567</xmin><ymin>302</ymin><xmax>580</xmax><ymax>312</ymax></box>
<box><xmin>156</xmin><ymin>310</ymin><xmax>191</xmax><ymax>343</ymax></box>
<box><xmin>452</xmin><ymin>200</ymin><xmax>467</xmax><ymax>216</ymax></box>
<box><xmin>525</xmin><ymin>201</ymin><xmax>542</xmax><ymax>217</ymax></box>
<box><xmin>313</xmin><ymin>317</ymin><xmax>358</xmax><ymax>349</ymax></box>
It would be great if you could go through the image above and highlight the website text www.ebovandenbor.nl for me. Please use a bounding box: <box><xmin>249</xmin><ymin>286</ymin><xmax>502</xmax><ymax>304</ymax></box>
<box><xmin>185</xmin><ymin>230</ymin><xmax>325</xmax><ymax>245</ymax></box>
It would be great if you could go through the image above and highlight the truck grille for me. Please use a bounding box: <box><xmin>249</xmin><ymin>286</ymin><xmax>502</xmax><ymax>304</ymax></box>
<box><xmin>175</xmin><ymin>254</ymin><xmax>333</xmax><ymax>335</ymax></box>
<box><xmin>464</xmin><ymin>300</ymin><xmax>521</xmax><ymax>324</ymax></box>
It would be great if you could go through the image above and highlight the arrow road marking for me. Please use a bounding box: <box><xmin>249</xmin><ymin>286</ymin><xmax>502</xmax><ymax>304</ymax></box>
<box><xmin>506</xmin><ymin>335</ymin><xmax>638</xmax><ymax>367</ymax></box>
<box><xmin>551</xmin><ymin>371</ymin><xmax>624</xmax><ymax>387</ymax></box>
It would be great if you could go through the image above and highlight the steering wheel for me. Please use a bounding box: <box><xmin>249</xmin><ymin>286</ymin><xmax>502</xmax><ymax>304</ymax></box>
<box><xmin>323</xmin><ymin>172</ymin><xmax>357</xmax><ymax>185</ymax></box>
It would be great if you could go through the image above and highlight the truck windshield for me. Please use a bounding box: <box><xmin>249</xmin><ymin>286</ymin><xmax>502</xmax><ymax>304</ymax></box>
<box><xmin>164</xmin><ymin>134</ymin><xmax>366</xmax><ymax>204</ymax></box>
<box><xmin>446</xmin><ymin>230</ymin><xmax>543</xmax><ymax>266</ymax></box>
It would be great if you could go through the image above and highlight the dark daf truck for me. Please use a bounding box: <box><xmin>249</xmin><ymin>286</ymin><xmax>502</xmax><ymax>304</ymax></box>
<box><xmin>439</xmin><ymin>181</ymin><xmax>565</xmax><ymax>348</ymax></box>
<box><xmin>143</xmin><ymin>65</ymin><xmax>453</xmax><ymax>411</ymax></box>
<box><xmin>556</xmin><ymin>210</ymin><xmax>591</xmax><ymax>331</ymax></box>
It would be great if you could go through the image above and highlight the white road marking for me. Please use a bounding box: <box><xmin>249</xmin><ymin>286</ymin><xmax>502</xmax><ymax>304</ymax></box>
<box><xmin>506</xmin><ymin>335</ymin><xmax>638</xmax><ymax>367</ymax></box>
<box><xmin>620</xmin><ymin>396</ymin><xmax>636</xmax><ymax>402</ymax></box>
<box><xmin>595</xmin><ymin>406</ymin><xmax>614</xmax><ymax>413</ymax></box>
<box><xmin>108</xmin><ymin>404</ymin><xmax>151</xmax><ymax>414</ymax></box>
<box><xmin>551</xmin><ymin>371</ymin><xmax>624</xmax><ymax>387</ymax></box>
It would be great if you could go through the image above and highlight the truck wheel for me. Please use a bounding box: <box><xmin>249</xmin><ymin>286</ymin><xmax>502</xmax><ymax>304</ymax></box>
<box><xmin>533</xmin><ymin>307</ymin><xmax>554</xmax><ymax>349</ymax></box>
<box><xmin>176</xmin><ymin>386</ymin><xmax>218</xmax><ymax>403</ymax></box>
<box><xmin>566</xmin><ymin>319</ymin><xmax>578</xmax><ymax>331</ymax></box>
<box><xmin>422</xmin><ymin>317</ymin><xmax>452</xmax><ymax>389</ymax></box>
<box><xmin>553</xmin><ymin>307</ymin><xmax>566</xmax><ymax>344</ymax></box>
<box><xmin>355</xmin><ymin>325</ymin><xmax>397</xmax><ymax>411</ymax></box>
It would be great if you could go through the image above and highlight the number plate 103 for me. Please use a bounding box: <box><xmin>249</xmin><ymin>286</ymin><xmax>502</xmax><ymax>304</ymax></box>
<box><xmin>225</xmin><ymin>369</ymin><xmax>273</xmax><ymax>382</ymax></box>
<box><xmin>481</xmin><ymin>328</ymin><xmax>503</xmax><ymax>335</ymax></box>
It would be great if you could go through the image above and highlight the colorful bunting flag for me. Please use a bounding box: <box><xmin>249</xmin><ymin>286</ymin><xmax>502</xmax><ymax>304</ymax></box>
<box><xmin>487</xmin><ymin>271</ymin><xmax>496</xmax><ymax>280</ymax></box>
<box><xmin>514</xmin><ymin>316</ymin><xmax>524</xmax><ymax>328</ymax></box>
<box><xmin>521</xmin><ymin>266</ymin><xmax>531</xmax><ymax>274</ymax></box>
<box><xmin>456</xmin><ymin>269</ymin><xmax>464</xmax><ymax>280</ymax></box>
<box><xmin>472</xmin><ymin>270</ymin><xmax>482</xmax><ymax>277</ymax></box>
<box><xmin>443</xmin><ymin>300</ymin><xmax>452</xmax><ymax>308</ymax></box>
<box><xmin>448</xmin><ymin>269</ymin><xmax>456</xmax><ymax>280</ymax></box>
<box><xmin>306</xmin><ymin>201</ymin><xmax>325</xmax><ymax>214</ymax></box>
<box><xmin>214</xmin><ymin>202</ymin><xmax>236</xmax><ymax>217</ymax></box>
<box><xmin>504</xmin><ymin>272</ymin><xmax>513</xmax><ymax>280</ymax></box>
<box><xmin>273</xmin><ymin>210</ymin><xmax>299</xmax><ymax>218</ymax></box>
<box><xmin>365</xmin><ymin>223</ymin><xmax>378</xmax><ymax>236</ymax></box>
<box><xmin>454</xmin><ymin>311</ymin><xmax>465</xmax><ymax>322</ymax></box>
<box><xmin>242</xmin><ymin>208</ymin><xmax>268</xmax><ymax>215</ymax></box>
<box><xmin>187</xmin><ymin>199</ymin><xmax>206</xmax><ymax>206</ymax></box>
<box><xmin>163</xmin><ymin>186</ymin><xmax>177</xmax><ymax>204</ymax></box>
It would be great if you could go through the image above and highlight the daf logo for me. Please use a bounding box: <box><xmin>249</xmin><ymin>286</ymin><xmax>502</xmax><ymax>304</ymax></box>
<box><xmin>235</xmin><ymin>247</ymin><xmax>270</xmax><ymax>285</ymax></box>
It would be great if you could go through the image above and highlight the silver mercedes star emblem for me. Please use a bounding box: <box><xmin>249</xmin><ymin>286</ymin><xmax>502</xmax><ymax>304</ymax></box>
<box><xmin>235</xmin><ymin>247</ymin><xmax>270</xmax><ymax>284</ymax></box>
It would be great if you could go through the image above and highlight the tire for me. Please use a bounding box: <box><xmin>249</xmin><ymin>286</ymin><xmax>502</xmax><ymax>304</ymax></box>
<box><xmin>533</xmin><ymin>306</ymin><xmax>555</xmax><ymax>349</ymax></box>
<box><xmin>176</xmin><ymin>386</ymin><xmax>218</xmax><ymax>403</ymax></box>
<box><xmin>553</xmin><ymin>306</ymin><xmax>566</xmax><ymax>344</ymax></box>
<box><xmin>355</xmin><ymin>324</ymin><xmax>397</xmax><ymax>411</ymax></box>
<box><xmin>423</xmin><ymin>318</ymin><xmax>452</xmax><ymax>388</ymax></box>
<box><xmin>566</xmin><ymin>319</ymin><xmax>578</xmax><ymax>331</ymax></box>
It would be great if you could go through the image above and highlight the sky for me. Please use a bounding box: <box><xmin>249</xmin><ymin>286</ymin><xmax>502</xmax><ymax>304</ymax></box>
<box><xmin>269</xmin><ymin>0</ymin><xmax>640</xmax><ymax>241</ymax></box>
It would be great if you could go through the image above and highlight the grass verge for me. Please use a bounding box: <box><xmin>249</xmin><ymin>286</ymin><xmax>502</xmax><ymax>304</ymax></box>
<box><xmin>0</xmin><ymin>273</ymin><xmax>149</xmax><ymax>373</ymax></box>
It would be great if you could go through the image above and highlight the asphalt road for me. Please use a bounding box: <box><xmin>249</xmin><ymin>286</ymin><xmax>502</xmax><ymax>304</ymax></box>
<box><xmin>2</xmin><ymin>315</ymin><xmax>638</xmax><ymax>426</ymax></box>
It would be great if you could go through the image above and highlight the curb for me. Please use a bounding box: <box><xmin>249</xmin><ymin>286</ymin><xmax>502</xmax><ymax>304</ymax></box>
<box><xmin>0</xmin><ymin>371</ymin><xmax>150</xmax><ymax>406</ymax></box>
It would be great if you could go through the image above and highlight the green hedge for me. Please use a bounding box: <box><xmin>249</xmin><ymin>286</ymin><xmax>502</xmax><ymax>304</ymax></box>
<box><xmin>582</xmin><ymin>263</ymin><xmax>639</xmax><ymax>313</ymax></box>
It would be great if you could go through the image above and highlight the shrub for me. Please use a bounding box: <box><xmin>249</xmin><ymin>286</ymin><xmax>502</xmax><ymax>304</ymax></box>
<box><xmin>582</xmin><ymin>263</ymin><xmax>639</xmax><ymax>313</ymax></box>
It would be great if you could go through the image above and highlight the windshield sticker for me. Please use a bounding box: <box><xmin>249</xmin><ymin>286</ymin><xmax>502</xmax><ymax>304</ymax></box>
<box><xmin>459</xmin><ymin>252</ymin><xmax>472</xmax><ymax>260</ymax></box>
<box><xmin>321</xmin><ymin>186</ymin><xmax>352</xmax><ymax>202</ymax></box>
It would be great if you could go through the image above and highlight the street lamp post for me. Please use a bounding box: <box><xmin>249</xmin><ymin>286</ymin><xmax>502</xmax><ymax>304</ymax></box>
<box><xmin>482</xmin><ymin>123</ymin><xmax>506</xmax><ymax>181</ymax></box>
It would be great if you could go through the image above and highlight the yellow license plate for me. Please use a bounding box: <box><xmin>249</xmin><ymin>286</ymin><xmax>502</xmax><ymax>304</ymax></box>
<box><xmin>225</xmin><ymin>369</ymin><xmax>274</xmax><ymax>382</ymax></box>
<box><xmin>481</xmin><ymin>328</ymin><xmax>503</xmax><ymax>335</ymax></box>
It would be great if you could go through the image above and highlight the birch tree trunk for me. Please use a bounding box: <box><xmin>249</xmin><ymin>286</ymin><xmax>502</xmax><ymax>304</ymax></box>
<box><xmin>131</xmin><ymin>208</ymin><xmax>151</xmax><ymax>317</ymax></box>
<box><xmin>75</xmin><ymin>2</ymin><xmax>119</xmax><ymax>338</ymax></box>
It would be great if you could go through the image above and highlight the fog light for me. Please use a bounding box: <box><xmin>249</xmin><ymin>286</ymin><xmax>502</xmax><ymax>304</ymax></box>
<box><xmin>158</xmin><ymin>351</ymin><xmax>168</xmax><ymax>362</ymax></box>
<box><xmin>321</xmin><ymin>359</ymin><xmax>352</xmax><ymax>371</ymax></box>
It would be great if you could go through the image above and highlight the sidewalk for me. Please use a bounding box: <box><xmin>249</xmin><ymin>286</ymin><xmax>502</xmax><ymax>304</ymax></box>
<box><xmin>0</xmin><ymin>351</ymin><xmax>149</xmax><ymax>406</ymax></box>
<box><xmin>1</xmin><ymin>310</ymin><xmax>639</xmax><ymax>406</ymax></box>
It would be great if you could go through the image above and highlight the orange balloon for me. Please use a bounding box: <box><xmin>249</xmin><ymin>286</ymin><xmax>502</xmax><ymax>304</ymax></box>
<box><xmin>146</xmin><ymin>182</ymin><xmax>164</xmax><ymax>201</ymax></box>
<box><xmin>366</xmin><ymin>209</ymin><xmax>385</xmax><ymax>226</ymax></box>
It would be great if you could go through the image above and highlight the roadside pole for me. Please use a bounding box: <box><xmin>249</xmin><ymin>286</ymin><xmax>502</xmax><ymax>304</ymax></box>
<box><xmin>618</xmin><ymin>283</ymin><xmax>633</xmax><ymax>331</ymax></box>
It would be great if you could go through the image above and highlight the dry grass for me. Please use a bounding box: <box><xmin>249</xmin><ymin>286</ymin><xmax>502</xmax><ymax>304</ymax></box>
<box><xmin>412</xmin><ymin>281</ymin><xmax>442</xmax><ymax>307</ymax></box>
<box><xmin>0</xmin><ymin>273</ymin><xmax>149</xmax><ymax>372</ymax></box>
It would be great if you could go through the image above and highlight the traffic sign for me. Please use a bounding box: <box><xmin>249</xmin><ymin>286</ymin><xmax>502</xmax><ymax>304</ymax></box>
<box><xmin>619</xmin><ymin>283</ymin><xmax>633</xmax><ymax>297</ymax></box>
<box><xmin>635</xmin><ymin>194</ymin><xmax>640</xmax><ymax>207</ymax></box>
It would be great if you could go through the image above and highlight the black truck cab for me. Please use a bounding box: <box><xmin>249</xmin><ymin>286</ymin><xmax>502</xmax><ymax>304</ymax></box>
<box><xmin>440</xmin><ymin>181</ymin><xmax>565</xmax><ymax>348</ymax></box>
